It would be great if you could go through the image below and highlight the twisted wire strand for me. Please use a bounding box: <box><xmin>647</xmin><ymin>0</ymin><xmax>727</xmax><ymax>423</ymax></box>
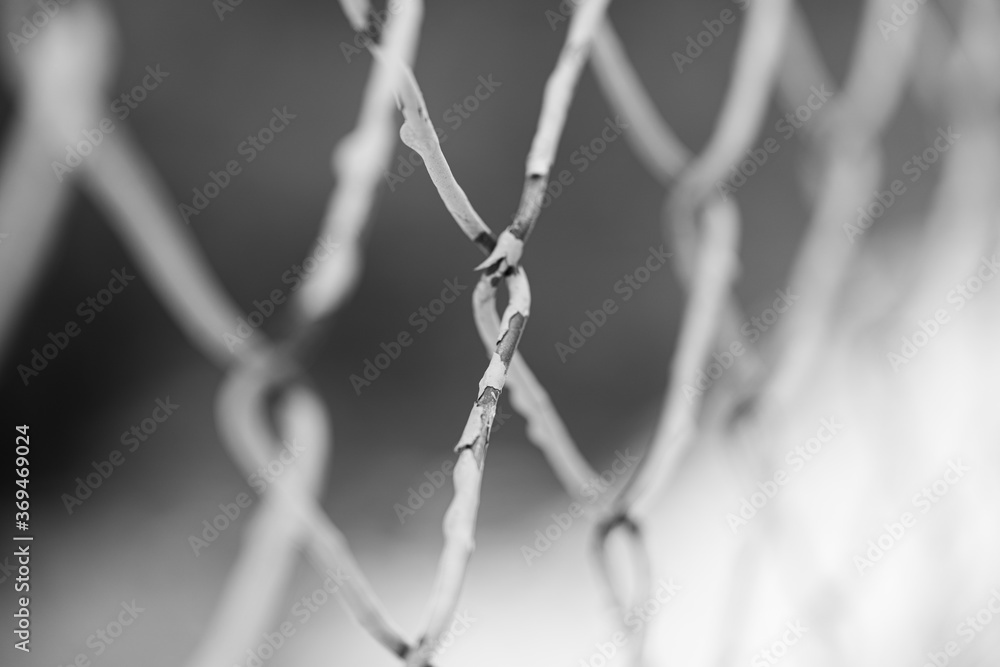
<box><xmin>185</xmin><ymin>382</ymin><xmax>330</xmax><ymax>667</ymax></box>
<box><xmin>583</xmin><ymin>3</ymin><xmax>793</xmax><ymax>660</ymax></box>
<box><xmin>80</xmin><ymin>79</ymin><xmax>419</xmax><ymax>660</ymax></box>
<box><xmin>4</xmin><ymin>0</ymin><xmax>961</xmax><ymax>664</ymax></box>
<box><xmin>0</xmin><ymin>114</ymin><xmax>74</xmax><ymax>361</ymax></box>
<box><xmin>192</xmin><ymin>0</ymin><xmax>431</xmax><ymax>661</ymax></box>
<box><xmin>586</xmin><ymin>3</ymin><xmax>990</xmax><ymax>663</ymax></box>
<box><xmin>902</xmin><ymin>0</ymin><xmax>1000</xmax><ymax>312</ymax></box>
<box><xmin>716</xmin><ymin>3</ymin><xmax>1000</xmax><ymax>660</ymax></box>
<box><xmin>0</xmin><ymin>0</ymin><xmax>116</xmax><ymax>361</ymax></box>
<box><xmin>587</xmin><ymin>20</ymin><xmax>761</xmax><ymax>411</ymax></box>
<box><xmin>379</xmin><ymin>1</ymin><xmax>705</xmax><ymax>658</ymax></box>
<box><xmin>384</xmin><ymin>27</ymin><xmax>574</xmax><ymax>666</ymax></box>
<box><xmin>588</xmin><ymin>5</ymin><xmax>835</xmax><ymax>419</ymax></box>
<box><xmin>394</xmin><ymin>6</ymin><xmax>795</xmax><ymax>664</ymax></box>
<box><xmin>476</xmin><ymin>0</ymin><xmax>616</xmax><ymax>276</ymax></box>
<box><xmin>404</xmin><ymin>270</ymin><xmax>530</xmax><ymax>667</ymax></box>
<box><xmin>751</xmin><ymin>0</ymin><xmax>925</xmax><ymax>417</ymax></box>
<box><xmin>393</xmin><ymin>61</ymin><xmax>599</xmax><ymax>503</ymax></box>
<box><xmin>2</xmin><ymin>0</ymin><xmax>430</xmax><ymax>662</ymax></box>
<box><xmin>586</xmin><ymin>7</ymin><xmax>868</xmax><ymax>661</ymax></box>
<box><xmin>620</xmin><ymin>0</ymin><xmax>792</xmax><ymax>510</ymax></box>
<box><xmin>293</xmin><ymin>0</ymin><xmax>423</xmax><ymax>325</ymax></box>
<box><xmin>215</xmin><ymin>359</ymin><xmax>415</xmax><ymax>656</ymax></box>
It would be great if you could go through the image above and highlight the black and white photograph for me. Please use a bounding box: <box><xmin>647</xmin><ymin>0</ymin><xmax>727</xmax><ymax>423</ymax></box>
<box><xmin>2</xmin><ymin>0</ymin><xmax>999</xmax><ymax>665</ymax></box>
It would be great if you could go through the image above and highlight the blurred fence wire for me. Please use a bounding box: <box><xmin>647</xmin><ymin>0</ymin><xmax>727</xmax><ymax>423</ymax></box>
<box><xmin>2</xmin><ymin>0</ymin><xmax>1000</xmax><ymax>665</ymax></box>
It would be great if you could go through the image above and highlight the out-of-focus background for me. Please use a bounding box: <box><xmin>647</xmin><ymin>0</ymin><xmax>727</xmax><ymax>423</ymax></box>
<box><xmin>3</xmin><ymin>0</ymin><xmax>1000</xmax><ymax>665</ymax></box>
